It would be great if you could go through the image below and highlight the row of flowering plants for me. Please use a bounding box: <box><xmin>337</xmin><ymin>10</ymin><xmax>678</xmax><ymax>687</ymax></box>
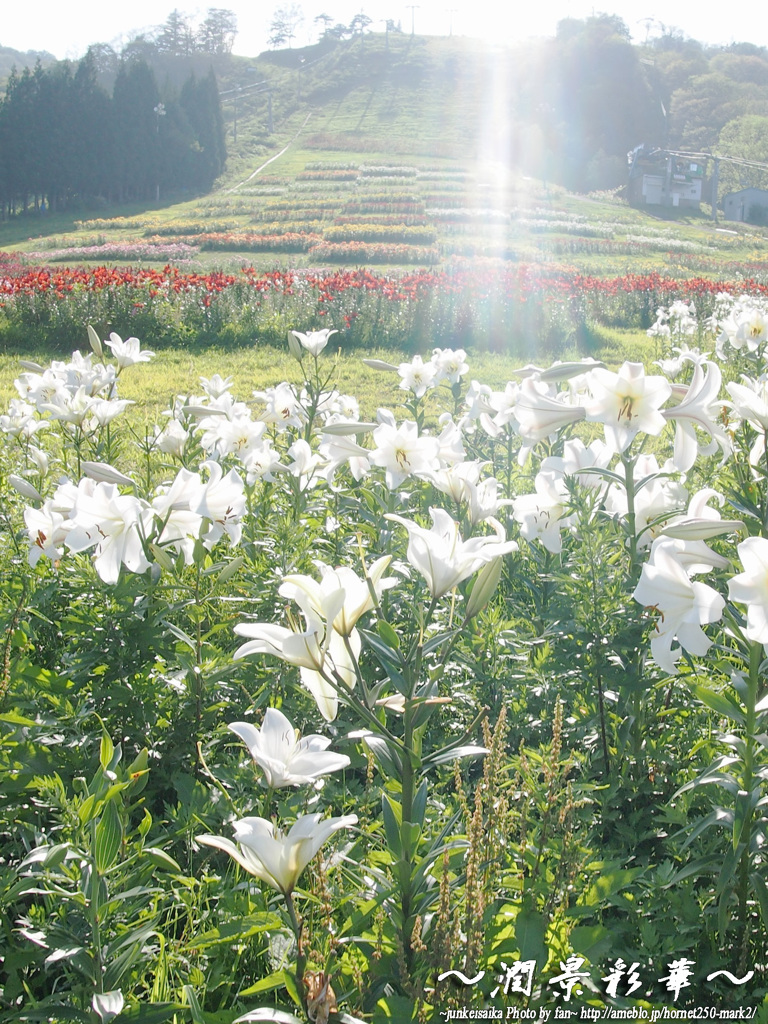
<box><xmin>197</xmin><ymin>232</ymin><xmax>324</xmax><ymax>254</ymax></box>
<box><xmin>332</xmin><ymin>214</ymin><xmax>431</xmax><ymax>227</ymax></box>
<box><xmin>321</xmin><ymin>225</ymin><xmax>438</xmax><ymax>245</ymax></box>
<box><xmin>257</xmin><ymin>200</ymin><xmax>345</xmax><ymax>217</ymax></box>
<box><xmin>304</xmin><ymin>241</ymin><xmax>441</xmax><ymax>265</ymax></box>
<box><xmin>7</xmin><ymin>253</ymin><xmax>768</xmax><ymax>354</ymax></box>
<box><xmin>26</xmin><ymin>241</ymin><xmax>200</xmax><ymax>263</ymax></box>
<box><xmin>4</xmin><ymin>297</ymin><xmax>768</xmax><ymax>1019</ymax></box>
<box><xmin>8</xmin><ymin>255</ymin><xmax>768</xmax><ymax>355</ymax></box>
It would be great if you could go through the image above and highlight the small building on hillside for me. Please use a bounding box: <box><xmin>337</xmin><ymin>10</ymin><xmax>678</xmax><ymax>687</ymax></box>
<box><xmin>722</xmin><ymin>188</ymin><xmax>768</xmax><ymax>224</ymax></box>
<box><xmin>627</xmin><ymin>145</ymin><xmax>705</xmax><ymax>210</ymax></box>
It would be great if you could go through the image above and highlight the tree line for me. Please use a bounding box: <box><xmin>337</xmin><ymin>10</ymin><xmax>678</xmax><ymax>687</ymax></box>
<box><xmin>488</xmin><ymin>14</ymin><xmax>768</xmax><ymax>192</ymax></box>
<box><xmin>0</xmin><ymin>51</ymin><xmax>226</xmax><ymax>218</ymax></box>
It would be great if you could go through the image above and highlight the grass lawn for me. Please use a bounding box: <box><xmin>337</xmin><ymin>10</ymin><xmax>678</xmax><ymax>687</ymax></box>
<box><xmin>0</xmin><ymin>325</ymin><xmax>654</xmax><ymax>430</ymax></box>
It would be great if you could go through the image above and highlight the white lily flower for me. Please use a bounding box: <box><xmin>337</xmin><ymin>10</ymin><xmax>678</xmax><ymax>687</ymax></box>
<box><xmin>321</xmin><ymin>392</ymin><xmax>360</xmax><ymax>424</ymax></box>
<box><xmin>602</xmin><ymin>454</ymin><xmax>688</xmax><ymax>550</ymax></box>
<box><xmin>663</xmin><ymin>361</ymin><xmax>731</xmax><ymax>472</ymax></box>
<box><xmin>254</xmin><ymin>382</ymin><xmax>308</xmax><ymax>431</ymax></box>
<box><xmin>318</xmin><ymin>433</ymin><xmax>371</xmax><ymax>486</ymax></box>
<box><xmin>369</xmin><ymin>420</ymin><xmax>440</xmax><ymax>489</ymax></box>
<box><xmin>725</xmin><ymin>375</ymin><xmax>768</xmax><ymax>464</ymax></box>
<box><xmin>24</xmin><ymin>503</ymin><xmax>70</xmax><ymax>567</ymax></box>
<box><xmin>199</xmin><ymin>414</ymin><xmax>265</xmax><ymax>459</ymax></box>
<box><xmin>726</xmin><ymin>376</ymin><xmax>768</xmax><ymax>432</ymax></box>
<box><xmin>281</xmin><ymin>557</ymin><xmax>396</xmax><ymax>637</ymax></box>
<box><xmin>512</xmin><ymin>471</ymin><xmax>573</xmax><ymax>554</ymax></box>
<box><xmin>428</xmin><ymin>462</ymin><xmax>512</xmax><ymax>525</ymax></box>
<box><xmin>386</xmin><ymin>507</ymin><xmax>517</xmax><ymax>598</ymax></box>
<box><xmin>728</xmin><ymin>537</ymin><xmax>768</xmax><ymax>644</ymax></box>
<box><xmin>26</xmin><ymin>446</ymin><xmax>49</xmax><ymax>477</ymax></box>
<box><xmin>234</xmin><ymin>577</ymin><xmax>363</xmax><ymax>721</ymax></box>
<box><xmin>228</xmin><ymin>708</ymin><xmax>349</xmax><ymax>788</ymax></box>
<box><xmin>65</xmin><ymin>481</ymin><xmax>152</xmax><ymax>584</ymax></box>
<box><xmin>431</xmin><ymin>347</ymin><xmax>469</xmax><ymax>384</ymax></box>
<box><xmin>734</xmin><ymin>307</ymin><xmax>768</xmax><ymax>352</ymax></box>
<box><xmin>234</xmin><ymin>622</ymin><xmax>326</xmax><ymax>671</ymax></box>
<box><xmin>242</xmin><ymin>559</ymin><xmax>395</xmax><ymax>718</ymax></box>
<box><xmin>198</xmin><ymin>391</ymin><xmax>250</xmax><ymax>422</ymax></box>
<box><xmin>0</xmin><ymin>398</ymin><xmax>46</xmax><ymax>438</ymax></box>
<box><xmin>399</xmin><ymin>355</ymin><xmax>437</xmax><ymax>398</ymax></box>
<box><xmin>633</xmin><ymin>543</ymin><xmax>724</xmax><ymax>674</ymax></box>
<box><xmin>514</xmin><ymin>377</ymin><xmax>585</xmax><ymax>444</ymax></box>
<box><xmin>200</xmin><ymin>374</ymin><xmax>234</xmax><ymax>398</ymax></box>
<box><xmin>87</xmin><ymin>398</ymin><xmax>134</xmax><ymax>428</ymax></box>
<box><xmin>234</xmin><ymin>623</ymin><xmax>356</xmax><ymax>722</ymax></box>
<box><xmin>486</xmin><ymin>381</ymin><xmax>520</xmax><ymax>434</ymax></box>
<box><xmin>541</xmin><ymin>437</ymin><xmax>612</xmax><ymax>491</ymax></box>
<box><xmin>654</xmin><ymin>343</ymin><xmax>710</xmax><ymax>379</ymax></box>
<box><xmin>155</xmin><ymin>419</ymin><xmax>189</xmax><ymax>457</ymax></box>
<box><xmin>286</xmin><ymin>439</ymin><xmax>324</xmax><ymax>487</ymax></box>
<box><xmin>241</xmin><ymin>441</ymin><xmax>282</xmax><ymax>484</ymax></box>
<box><xmin>291</xmin><ymin>328</ymin><xmax>338</xmax><ymax>357</ymax></box>
<box><xmin>467</xmin><ymin>475</ymin><xmax>514</xmax><ymax>525</ymax></box>
<box><xmin>299</xmin><ymin>628</ymin><xmax>361</xmax><ymax>721</ymax></box>
<box><xmin>38</xmin><ymin>385</ymin><xmax>96</xmax><ymax>425</ymax></box>
<box><xmin>427</xmin><ymin>460</ymin><xmax>486</xmax><ymax>505</ymax></box>
<box><xmin>191</xmin><ymin>461</ymin><xmax>245</xmax><ymax>546</ymax></box>
<box><xmin>586</xmin><ymin>361</ymin><xmax>672</xmax><ymax>454</ymax></box>
<box><xmin>648</xmin><ymin>535</ymin><xmax>730</xmax><ymax>576</ymax></box>
<box><xmin>103</xmin><ymin>333</ymin><xmax>154</xmax><ymax>369</ymax></box>
<box><xmin>198</xmin><ymin>812</ymin><xmax>357</xmax><ymax>895</ymax></box>
<box><xmin>460</xmin><ymin>380</ymin><xmax>495</xmax><ymax>434</ymax></box>
<box><xmin>434</xmin><ymin>417</ymin><xmax>465</xmax><ymax>466</ymax></box>
<box><xmin>151</xmin><ymin>468</ymin><xmax>207</xmax><ymax>563</ymax></box>
<box><xmin>15</xmin><ymin>369</ymin><xmax>59</xmax><ymax>405</ymax></box>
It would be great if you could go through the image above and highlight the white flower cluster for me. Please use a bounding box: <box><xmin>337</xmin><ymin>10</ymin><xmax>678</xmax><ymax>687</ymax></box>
<box><xmin>199</xmin><ymin>707</ymin><xmax>356</xmax><ymax>895</ymax></box>
<box><xmin>9</xmin><ymin>314</ymin><xmax>768</xmax><ymax>690</ymax></box>
<box><xmin>25</xmin><ymin>461</ymin><xmax>245</xmax><ymax>584</ymax></box>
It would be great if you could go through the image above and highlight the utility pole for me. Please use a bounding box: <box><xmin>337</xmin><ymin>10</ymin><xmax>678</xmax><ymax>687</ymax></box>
<box><xmin>711</xmin><ymin>157</ymin><xmax>719</xmax><ymax>223</ymax></box>
<box><xmin>407</xmin><ymin>4</ymin><xmax>419</xmax><ymax>36</ymax></box>
<box><xmin>153</xmin><ymin>103</ymin><xmax>166</xmax><ymax>202</ymax></box>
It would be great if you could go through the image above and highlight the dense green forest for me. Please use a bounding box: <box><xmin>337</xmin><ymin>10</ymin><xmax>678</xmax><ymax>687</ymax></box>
<box><xmin>0</xmin><ymin>52</ymin><xmax>226</xmax><ymax>217</ymax></box>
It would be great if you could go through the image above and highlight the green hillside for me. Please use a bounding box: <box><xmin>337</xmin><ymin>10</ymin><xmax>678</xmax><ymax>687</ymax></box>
<box><xmin>3</xmin><ymin>28</ymin><xmax>768</xmax><ymax>283</ymax></box>
<box><xmin>213</xmin><ymin>33</ymin><xmax>519</xmax><ymax>181</ymax></box>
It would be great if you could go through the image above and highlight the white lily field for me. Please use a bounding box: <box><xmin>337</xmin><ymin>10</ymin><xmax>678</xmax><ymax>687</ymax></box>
<box><xmin>3</xmin><ymin>289</ymin><xmax>768</xmax><ymax>1024</ymax></box>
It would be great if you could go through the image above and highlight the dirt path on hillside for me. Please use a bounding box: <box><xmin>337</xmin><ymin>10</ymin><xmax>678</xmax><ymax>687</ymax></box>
<box><xmin>227</xmin><ymin>112</ymin><xmax>314</xmax><ymax>192</ymax></box>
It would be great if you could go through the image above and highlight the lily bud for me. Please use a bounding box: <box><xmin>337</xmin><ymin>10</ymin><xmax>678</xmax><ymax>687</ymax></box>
<box><xmin>81</xmin><ymin>461</ymin><xmax>135</xmax><ymax>487</ymax></box>
<box><xmin>9</xmin><ymin>475</ymin><xmax>42</xmax><ymax>501</ymax></box>
<box><xmin>321</xmin><ymin>421</ymin><xmax>378</xmax><ymax>435</ymax></box>
<box><xmin>287</xmin><ymin>331</ymin><xmax>304</xmax><ymax>362</ymax></box>
<box><xmin>362</xmin><ymin>358</ymin><xmax>398</xmax><ymax>371</ymax></box>
<box><xmin>87</xmin><ymin>325</ymin><xmax>104</xmax><ymax>360</ymax></box>
<box><xmin>465</xmin><ymin>556</ymin><xmax>504</xmax><ymax>619</ymax></box>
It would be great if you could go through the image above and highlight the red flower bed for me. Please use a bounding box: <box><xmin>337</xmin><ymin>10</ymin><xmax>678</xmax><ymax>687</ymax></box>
<box><xmin>3</xmin><ymin>253</ymin><xmax>766</xmax><ymax>354</ymax></box>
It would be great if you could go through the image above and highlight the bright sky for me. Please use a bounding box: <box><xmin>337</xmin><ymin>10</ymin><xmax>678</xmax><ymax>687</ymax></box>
<box><xmin>3</xmin><ymin>0</ymin><xmax>768</xmax><ymax>60</ymax></box>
